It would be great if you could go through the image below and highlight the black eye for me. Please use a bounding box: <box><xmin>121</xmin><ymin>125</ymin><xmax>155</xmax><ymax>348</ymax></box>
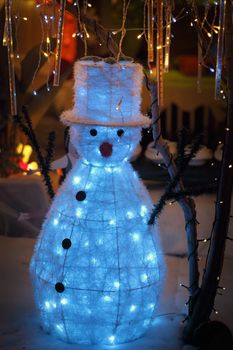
<box><xmin>117</xmin><ymin>129</ymin><xmax>124</xmax><ymax>137</ymax></box>
<box><xmin>90</xmin><ymin>129</ymin><xmax>97</xmax><ymax>136</ymax></box>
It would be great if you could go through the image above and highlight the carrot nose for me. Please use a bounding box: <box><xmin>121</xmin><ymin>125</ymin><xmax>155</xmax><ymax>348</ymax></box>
<box><xmin>99</xmin><ymin>142</ymin><xmax>113</xmax><ymax>157</ymax></box>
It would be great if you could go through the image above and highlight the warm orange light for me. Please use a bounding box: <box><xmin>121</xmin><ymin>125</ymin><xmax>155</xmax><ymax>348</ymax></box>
<box><xmin>149</xmin><ymin>66</ymin><xmax>156</xmax><ymax>78</ymax></box>
<box><xmin>28</xmin><ymin>161</ymin><xmax>40</xmax><ymax>175</ymax></box>
<box><xmin>16</xmin><ymin>143</ymin><xmax>32</xmax><ymax>163</ymax></box>
<box><xmin>62</xmin><ymin>9</ymin><xmax>78</xmax><ymax>63</ymax></box>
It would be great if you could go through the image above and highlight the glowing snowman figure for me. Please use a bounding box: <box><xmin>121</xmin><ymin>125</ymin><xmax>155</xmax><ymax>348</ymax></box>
<box><xmin>30</xmin><ymin>59</ymin><xmax>164</xmax><ymax>345</ymax></box>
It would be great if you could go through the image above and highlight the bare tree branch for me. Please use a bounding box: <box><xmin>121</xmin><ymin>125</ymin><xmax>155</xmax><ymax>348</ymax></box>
<box><xmin>147</xmin><ymin>79</ymin><xmax>200</xmax><ymax>311</ymax></box>
<box><xmin>56</xmin><ymin>0</ymin><xmax>121</xmax><ymax>57</ymax></box>
<box><xmin>184</xmin><ymin>0</ymin><xmax>233</xmax><ymax>340</ymax></box>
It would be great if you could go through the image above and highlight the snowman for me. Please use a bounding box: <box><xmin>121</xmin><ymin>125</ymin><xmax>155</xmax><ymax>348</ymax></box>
<box><xmin>30</xmin><ymin>58</ymin><xmax>164</xmax><ymax>345</ymax></box>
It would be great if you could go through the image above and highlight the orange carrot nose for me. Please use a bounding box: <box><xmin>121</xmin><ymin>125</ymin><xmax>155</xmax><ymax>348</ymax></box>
<box><xmin>99</xmin><ymin>142</ymin><xmax>113</xmax><ymax>157</ymax></box>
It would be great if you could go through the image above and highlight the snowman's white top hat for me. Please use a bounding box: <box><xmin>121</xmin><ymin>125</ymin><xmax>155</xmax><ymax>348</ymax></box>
<box><xmin>60</xmin><ymin>58</ymin><xmax>150</xmax><ymax>127</ymax></box>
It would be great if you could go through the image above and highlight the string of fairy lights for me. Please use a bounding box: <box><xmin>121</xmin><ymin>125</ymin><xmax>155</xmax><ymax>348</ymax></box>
<box><xmin>3</xmin><ymin>0</ymin><xmax>227</xmax><ymax>115</ymax></box>
<box><xmin>4</xmin><ymin>10</ymin><xmax>232</xmax><ymax>196</ymax></box>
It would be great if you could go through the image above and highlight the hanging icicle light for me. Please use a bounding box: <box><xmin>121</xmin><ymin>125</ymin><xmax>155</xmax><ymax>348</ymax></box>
<box><xmin>215</xmin><ymin>0</ymin><xmax>226</xmax><ymax>100</ymax></box>
<box><xmin>164</xmin><ymin>0</ymin><xmax>172</xmax><ymax>73</ymax></box>
<box><xmin>197</xmin><ymin>34</ymin><xmax>203</xmax><ymax>93</ymax></box>
<box><xmin>53</xmin><ymin>0</ymin><xmax>66</xmax><ymax>86</ymax></box>
<box><xmin>147</xmin><ymin>0</ymin><xmax>154</xmax><ymax>64</ymax></box>
<box><xmin>4</xmin><ymin>0</ymin><xmax>17</xmax><ymax>115</ymax></box>
<box><xmin>156</xmin><ymin>0</ymin><xmax>164</xmax><ymax>107</ymax></box>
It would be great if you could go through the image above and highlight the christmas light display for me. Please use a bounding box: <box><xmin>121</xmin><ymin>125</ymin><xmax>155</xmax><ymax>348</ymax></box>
<box><xmin>30</xmin><ymin>59</ymin><xmax>164</xmax><ymax>345</ymax></box>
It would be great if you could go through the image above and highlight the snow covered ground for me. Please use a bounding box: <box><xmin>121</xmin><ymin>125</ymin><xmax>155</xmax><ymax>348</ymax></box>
<box><xmin>0</xmin><ymin>188</ymin><xmax>232</xmax><ymax>350</ymax></box>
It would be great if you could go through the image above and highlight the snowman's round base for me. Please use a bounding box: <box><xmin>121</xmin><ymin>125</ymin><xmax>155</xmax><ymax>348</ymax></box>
<box><xmin>39</xmin><ymin>317</ymin><xmax>154</xmax><ymax>346</ymax></box>
<box><xmin>32</xmin><ymin>260</ymin><xmax>161</xmax><ymax>346</ymax></box>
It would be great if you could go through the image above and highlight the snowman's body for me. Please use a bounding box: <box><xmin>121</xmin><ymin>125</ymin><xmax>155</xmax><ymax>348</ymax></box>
<box><xmin>30</xmin><ymin>60</ymin><xmax>164</xmax><ymax>345</ymax></box>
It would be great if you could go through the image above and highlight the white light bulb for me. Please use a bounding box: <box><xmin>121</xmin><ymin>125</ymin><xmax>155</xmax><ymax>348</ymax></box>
<box><xmin>130</xmin><ymin>304</ymin><xmax>136</xmax><ymax>312</ymax></box>
<box><xmin>113</xmin><ymin>281</ymin><xmax>120</xmax><ymax>289</ymax></box>
<box><xmin>91</xmin><ymin>258</ymin><xmax>97</xmax><ymax>265</ymax></box>
<box><xmin>61</xmin><ymin>298</ymin><xmax>68</xmax><ymax>305</ymax></box>
<box><xmin>45</xmin><ymin>301</ymin><xmax>50</xmax><ymax>309</ymax></box>
<box><xmin>108</xmin><ymin>335</ymin><xmax>115</xmax><ymax>344</ymax></box>
<box><xmin>56</xmin><ymin>247</ymin><xmax>62</xmax><ymax>256</ymax></box>
<box><xmin>103</xmin><ymin>295</ymin><xmax>112</xmax><ymax>302</ymax></box>
<box><xmin>85</xmin><ymin>183</ymin><xmax>92</xmax><ymax>189</ymax></box>
<box><xmin>141</xmin><ymin>273</ymin><xmax>148</xmax><ymax>282</ymax></box>
<box><xmin>53</xmin><ymin>218</ymin><xmax>59</xmax><ymax>226</ymax></box>
<box><xmin>126</xmin><ymin>211</ymin><xmax>134</xmax><ymax>219</ymax></box>
<box><xmin>56</xmin><ymin>324</ymin><xmax>64</xmax><ymax>332</ymax></box>
<box><xmin>84</xmin><ymin>241</ymin><xmax>89</xmax><ymax>247</ymax></box>
<box><xmin>146</xmin><ymin>253</ymin><xmax>155</xmax><ymax>261</ymax></box>
<box><xmin>140</xmin><ymin>205</ymin><xmax>148</xmax><ymax>216</ymax></box>
<box><xmin>76</xmin><ymin>208</ymin><xmax>83</xmax><ymax>218</ymax></box>
<box><xmin>73</xmin><ymin>176</ymin><xmax>81</xmax><ymax>184</ymax></box>
<box><xmin>132</xmin><ymin>233</ymin><xmax>140</xmax><ymax>242</ymax></box>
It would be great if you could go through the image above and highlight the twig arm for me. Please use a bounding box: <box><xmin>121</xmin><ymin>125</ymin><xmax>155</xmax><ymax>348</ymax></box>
<box><xmin>14</xmin><ymin>107</ymin><xmax>55</xmax><ymax>199</ymax></box>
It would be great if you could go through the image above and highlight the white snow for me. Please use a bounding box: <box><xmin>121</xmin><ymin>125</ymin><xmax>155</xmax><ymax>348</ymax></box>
<box><xmin>0</xmin><ymin>188</ymin><xmax>232</xmax><ymax>349</ymax></box>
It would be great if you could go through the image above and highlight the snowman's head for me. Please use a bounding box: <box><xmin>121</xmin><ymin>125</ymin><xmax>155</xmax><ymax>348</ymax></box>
<box><xmin>70</xmin><ymin>124</ymin><xmax>141</xmax><ymax>166</ymax></box>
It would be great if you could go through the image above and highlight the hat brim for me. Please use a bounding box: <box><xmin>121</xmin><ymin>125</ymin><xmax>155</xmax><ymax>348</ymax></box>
<box><xmin>60</xmin><ymin>110</ymin><xmax>151</xmax><ymax>127</ymax></box>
